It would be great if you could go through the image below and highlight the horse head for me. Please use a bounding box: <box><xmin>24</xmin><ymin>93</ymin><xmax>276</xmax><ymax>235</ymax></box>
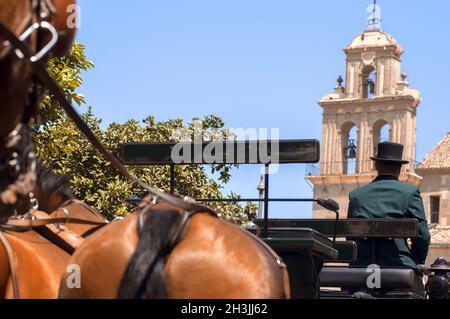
<box><xmin>0</xmin><ymin>0</ymin><xmax>77</xmax><ymax>220</ymax></box>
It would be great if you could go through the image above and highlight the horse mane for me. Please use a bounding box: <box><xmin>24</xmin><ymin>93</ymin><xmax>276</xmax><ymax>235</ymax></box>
<box><xmin>35</xmin><ymin>162</ymin><xmax>74</xmax><ymax>201</ymax></box>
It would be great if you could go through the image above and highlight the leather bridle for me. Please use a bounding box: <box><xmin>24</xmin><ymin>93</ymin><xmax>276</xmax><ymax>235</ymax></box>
<box><xmin>0</xmin><ymin>0</ymin><xmax>57</xmax><ymax>62</ymax></box>
<box><xmin>0</xmin><ymin>0</ymin><xmax>59</xmax><ymax>218</ymax></box>
<box><xmin>0</xmin><ymin>124</ymin><xmax>37</xmax><ymax>220</ymax></box>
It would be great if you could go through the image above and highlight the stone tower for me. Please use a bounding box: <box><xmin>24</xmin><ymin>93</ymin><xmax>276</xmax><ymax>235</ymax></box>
<box><xmin>307</xmin><ymin>28</ymin><xmax>422</xmax><ymax>218</ymax></box>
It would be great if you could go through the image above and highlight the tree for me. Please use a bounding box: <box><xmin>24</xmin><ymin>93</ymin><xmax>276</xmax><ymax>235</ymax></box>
<box><xmin>34</xmin><ymin>42</ymin><xmax>256</xmax><ymax>224</ymax></box>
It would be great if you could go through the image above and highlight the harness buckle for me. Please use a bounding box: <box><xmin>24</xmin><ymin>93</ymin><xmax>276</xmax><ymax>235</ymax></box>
<box><xmin>29</xmin><ymin>192</ymin><xmax>39</xmax><ymax>212</ymax></box>
<box><xmin>56</xmin><ymin>207</ymin><xmax>70</xmax><ymax>231</ymax></box>
<box><xmin>21</xmin><ymin>212</ymin><xmax>36</xmax><ymax>221</ymax></box>
<box><xmin>14</xmin><ymin>21</ymin><xmax>59</xmax><ymax>62</ymax></box>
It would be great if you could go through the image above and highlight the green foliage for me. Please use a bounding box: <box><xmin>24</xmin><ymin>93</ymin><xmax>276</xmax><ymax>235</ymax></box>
<box><xmin>39</xmin><ymin>42</ymin><xmax>94</xmax><ymax>127</ymax></box>
<box><xmin>34</xmin><ymin>42</ymin><xmax>256</xmax><ymax>224</ymax></box>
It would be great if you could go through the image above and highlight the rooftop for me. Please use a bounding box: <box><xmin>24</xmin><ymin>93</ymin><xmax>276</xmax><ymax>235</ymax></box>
<box><xmin>430</xmin><ymin>224</ymin><xmax>450</xmax><ymax>247</ymax></box>
<box><xmin>344</xmin><ymin>29</ymin><xmax>404</xmax><ymax>55</ymax></box>
<box><xmin>417</xmin><ymin>133</ymin><xmax>450</xmax><ymax>171</ymax></box>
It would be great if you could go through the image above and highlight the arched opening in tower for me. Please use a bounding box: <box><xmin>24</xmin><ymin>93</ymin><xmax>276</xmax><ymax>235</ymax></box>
<box><xmin>341</xmin><ymin>122</ymin><xmax>358</xmax><ymax>175</ymax></box>
<box><xmin>362</xmin><ymin>65</ymin><xmax>376</xmax><ymax>99</ymax></box>
<box><xmin>372</xmin><ymin>120</ymin><xmax>392</xmax><ymax>170</ymax></box>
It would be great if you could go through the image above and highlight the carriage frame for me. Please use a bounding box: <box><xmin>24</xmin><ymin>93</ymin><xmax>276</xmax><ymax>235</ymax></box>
<box><xmin>121</xmin><ymin>140</ymin><xmax>443</xmax><ymax>299</ymax></box>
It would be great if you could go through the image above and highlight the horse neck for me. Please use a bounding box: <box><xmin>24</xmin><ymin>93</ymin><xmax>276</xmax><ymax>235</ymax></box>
<box><xmin>0</xmin><ymin>231</ymin><xmax>70</xmax><ymax>299</ymax></box>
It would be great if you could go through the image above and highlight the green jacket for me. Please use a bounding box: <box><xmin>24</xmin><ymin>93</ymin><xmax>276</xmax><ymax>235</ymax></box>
<box><xmin>347</xmin><ymin>175</ymin><xmax>430</xmax><ymax>269</ymax></box>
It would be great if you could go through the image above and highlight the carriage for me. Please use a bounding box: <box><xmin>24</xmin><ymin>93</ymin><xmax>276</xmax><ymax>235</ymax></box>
<box><xmin>121</xmin><ymin>140</ymin><xmax>450</xmax><ymax>299</ymax></box>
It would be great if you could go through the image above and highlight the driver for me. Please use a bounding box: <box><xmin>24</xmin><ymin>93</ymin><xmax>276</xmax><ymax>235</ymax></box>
<box><xmin>347</xmin><ymin>142</ymin><xmax>430</xmax><ymax>293</ymax></box>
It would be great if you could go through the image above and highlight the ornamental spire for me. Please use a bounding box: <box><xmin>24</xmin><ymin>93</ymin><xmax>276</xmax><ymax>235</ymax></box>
<box><xmin>367</xmin><ymin>0</ymin><xmax>382</xmax><ymax>30</ymax></box>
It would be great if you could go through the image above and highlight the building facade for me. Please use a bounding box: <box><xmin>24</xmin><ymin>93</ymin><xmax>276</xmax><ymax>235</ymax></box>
<box><xmin>417</xmin><ymin>133</ymin><xmax>450</xmax><ymax>262</ymax></box>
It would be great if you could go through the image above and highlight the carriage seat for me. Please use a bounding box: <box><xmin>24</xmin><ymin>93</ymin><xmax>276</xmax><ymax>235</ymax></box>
<box><xmin>320</xmin><ymin>266</ymin><xmax>415</xmax><ymax>290</ymax></box>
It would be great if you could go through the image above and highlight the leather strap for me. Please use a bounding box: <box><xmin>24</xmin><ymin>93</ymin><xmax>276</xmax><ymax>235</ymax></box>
<box><xmin>0</xmin><ymin>208</ymin><xmax>105</xmax><ymax>299</ymax></box>
<box><xmin>54</xmin><ymin>199</ymin><xmax>108</xmax><ymax>238</ymax></box>
<box><xmin>0</xmin><ymin>0</ymin><xmax>56</xmax><ymax>60</ymax></box>
<box><xmin>0</xmin><ymin>126</ymin><xmax>37</xmax><ymax>216</ymax></box>
<box><xmin>30</xmin><ymin>211</ymin><xmax>83</xmax><ymax>254</ymax></box>
<box><xmin>1</xmin><ymin>215</ymin><xmax>107</xmax><ymax>232</ymax></box>
<box><xmin>0</xmin><ymin>0</ymin><xmax>33</xmax><ymax>61</ymax></box>
<box><xmin>58</xmin><ymin>199</ymin><xmax>105</xmax><ymax>220</ymax></box>
<box><xmin>0</xmin><ymin>232</ymin><xmax>19</xmax><ymax>299</ymax></box>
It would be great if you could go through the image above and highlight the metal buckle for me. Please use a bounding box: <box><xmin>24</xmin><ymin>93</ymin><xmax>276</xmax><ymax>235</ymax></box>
<box><xmin>56</xmin><ymin>207</ymin><xmax>70</xmax><ymax>231</ymax></box>
<box><xmin>29</xmin><ymin>192</ymin><xmax>39</xmax><ymax>212</ymax></box>
<box><xmin>21</xmin><ymin>212</ymin><xmax>36</xmax><ymax>221</ymax></box>
<box><xmin>183</xmin><ymin>196</ymin><xmax>195</xmax><ymax>203</ymax></box>
<box><xmin>14</xmin><ymin>21</ymin><xmax>58</xmax><ymax>62</ymax></box>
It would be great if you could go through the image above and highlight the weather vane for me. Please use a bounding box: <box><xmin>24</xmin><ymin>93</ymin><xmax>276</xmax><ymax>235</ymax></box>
<box><xmin>367</xmin><ymin>0</ymin><xmax>382</xmax><ymax>30</ymax></box>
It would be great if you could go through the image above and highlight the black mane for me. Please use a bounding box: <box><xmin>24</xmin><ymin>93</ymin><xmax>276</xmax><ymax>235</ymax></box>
<box><xmin>36</xmin><ymin>162</ymin><xmax>74</xmax><ymax>201</ymax></box>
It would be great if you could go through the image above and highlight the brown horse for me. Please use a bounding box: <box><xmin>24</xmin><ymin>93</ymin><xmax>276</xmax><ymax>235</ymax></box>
<box><xmin>0</xmin><ymin>0</ymin><xmax>79</xmax><ymax>299</ymax></box>
<box><xmin>0</xmin><ymin>161</ymin><xmax>112</xmax><ymax>298</ymax></box>
<box><xmin>26</xmin><ymin>166</ymin><xmax>289</xmax><ymax>299</ymax></box>
<box><xmin>0</xmin><ymin>164</ymin><xmax>75</xmax><ymax>299</ymax></box>
<box><xmin>0</xmin><ymin>230</ymin><xmax>71</xmax><ymax>298</ymax></box>
<box><xmin>32</xmin><ymin>162</ymin><xmax>108</xmax><ymax>237</ymax></box>
<box><xmin>0</xmin><ymin>162</ymin><xmax>111</xmax><ymax>299</ymax></box>
<box><xmin>59</xmin><ymin>199</ymin><xmax>290</xmax><ymax>299</ymax></box>
<box><xmin>0</xmin><ymin>0</ymin><xmax>76</xmax><ymax>218</ymax></box>
<box><xmin>0</xmin><ymin>162</ymin><xmax>75</xmax><ymax>299</ymax></box>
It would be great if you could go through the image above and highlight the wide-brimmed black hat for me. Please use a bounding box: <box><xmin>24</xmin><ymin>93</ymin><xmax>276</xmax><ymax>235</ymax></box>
<box><xmin>371</xmin><ymin>142</ymin><xmax>409</xmax><ymax>164</ymax></box>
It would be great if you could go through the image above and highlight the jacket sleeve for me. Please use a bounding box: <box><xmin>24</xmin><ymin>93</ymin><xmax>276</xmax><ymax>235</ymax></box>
<box><xmin>406</xmin><ymin>188</ymin><xmax>431</xmax><ymax>264</ymax></box>
<box><xmin>347</xmin><ymin>193</ymin><xmax>359</xmax><ymax>219</ymax></box>
<box><xmin>346</xmin><ymin>194</ymin><xmax>359</xmax><ymax>242</ymax></box>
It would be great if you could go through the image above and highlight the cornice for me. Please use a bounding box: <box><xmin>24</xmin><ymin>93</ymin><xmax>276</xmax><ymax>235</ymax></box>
<box><xmin>306</xmin><ymin>172</ymin><xmax>423</xmax><ymax>187</ymax></box>
<box><xmin>319</xmin><ymin>95</ymin><xmax>420</xmax><ymax>108</ymax></box>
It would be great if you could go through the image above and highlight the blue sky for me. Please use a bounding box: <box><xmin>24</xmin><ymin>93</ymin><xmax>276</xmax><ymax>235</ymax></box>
<box><xmin>76</xmin><ymin>0</ymin><xmax>450</xmax><ymax>218</ymax></box>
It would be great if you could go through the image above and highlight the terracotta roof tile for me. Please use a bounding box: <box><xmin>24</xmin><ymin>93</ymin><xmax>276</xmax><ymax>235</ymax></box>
<box><xmin>417</xmin><ymin>133</ymin><xmax>450</xmax><ymax>171</ymax></box>
<box><xmin>429</xmin><ymin>225</ymin><xmax>450</xmax><ymax>247</ymax></box>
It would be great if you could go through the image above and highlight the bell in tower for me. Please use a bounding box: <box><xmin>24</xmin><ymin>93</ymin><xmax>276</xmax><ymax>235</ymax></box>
<box><xmin>345</xmin><ymin>139</ymin><xmax>357</xmax><ymax>160</ymax></box>
<box><xmin>362</xmin><ymin>65</ymin><xmax>376</xmax><ymax>99</ymax></box>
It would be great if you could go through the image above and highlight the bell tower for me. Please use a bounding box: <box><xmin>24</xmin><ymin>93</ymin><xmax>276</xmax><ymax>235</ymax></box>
<box><xmin>307</xmin><ymin>25</ymin><xmax>423</xmax><ymax>218</ymax></box>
